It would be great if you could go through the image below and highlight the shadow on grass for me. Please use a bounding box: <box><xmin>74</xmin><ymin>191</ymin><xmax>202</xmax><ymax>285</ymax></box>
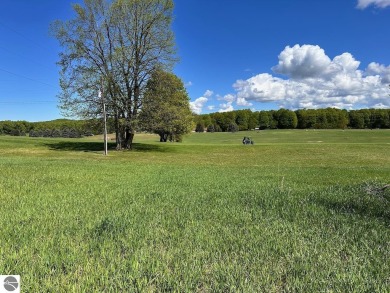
<box><xmin>315</xmin><ymin>186</ymin><xmax>390</xmax><ymax>222</ymax></box>
<box><xmin>132</xmin><ymin>143</ymin><xmax>173</xmax><ymax>153</ymax></box>
<box><xmin>44</xmin><ymin>141</ymin><xmax>172</xmax><ymax>153</ymax></box>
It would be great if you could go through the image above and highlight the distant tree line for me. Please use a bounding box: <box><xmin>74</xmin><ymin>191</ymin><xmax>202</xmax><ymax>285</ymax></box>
<box><xmin>29</xmin><ymin>128</ymin><xmax>85</xmax><ymax>138</ymax></box>
<box><xmin>194</xmin><ymin>108</ymin><xmax>390</xmax><ymax>132</ymax></box>
<box><xmin>1</xmin><ymin>108</ymin><xmax>389</xmax><ymax>138</ymax></box>
<box><xmin>0</xmin><ymin>119</ymin><xmax>104</xmax><ymax>137</ymax></box>
<box><xmin>0</xmin><ymin>120</ymin><xmax>31</xmax><ymax>136</ymax></box>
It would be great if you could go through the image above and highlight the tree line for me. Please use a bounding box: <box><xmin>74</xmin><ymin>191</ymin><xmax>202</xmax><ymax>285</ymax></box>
<box><xmin>0</xmin><ymin>119</ymin><xmax>101</xmax><ymax>137</ymax></box>
<box><xmin>1</xmin><ymin>108</ymin><xmax>389</xmax><ymax>137</ymax></box>
<box><xmin>194</xmin><ymin>108</ymin><xmax>390</xmax><ymax>132</ymax></box>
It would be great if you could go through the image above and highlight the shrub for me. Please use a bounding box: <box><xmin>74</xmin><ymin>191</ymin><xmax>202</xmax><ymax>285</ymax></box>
<box><xmin>195</xmin><ymin>123</ymin><xmax>205</xmax><ymax>133</ymax></box>
<box><xmin>227</xmin><ymin>122</ymin><xmax>239</xmax><ymax>133</ymax></box>
<box><xmin>207</xmin><ymin>124</ymin><xmax>215</xmax><ymax>133</ymax></box>
<box><xmin>52</xmin><ymin>129</ymin><xmax>62</xmax><ymax>138</ymax></box>
<box><xmin>10</xmin><ymin>129</ymin><xmax>26</xmax><ymax>136</ymax></box>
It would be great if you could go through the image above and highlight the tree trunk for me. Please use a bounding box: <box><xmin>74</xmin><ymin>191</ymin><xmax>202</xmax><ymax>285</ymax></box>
<box><xmin>159</xmin><ymin>132</ymin><xmax>168</xmax><ymax>142</ymax></box>
<box><xmin>115</xmin><ymin>112</ymin><xmax>122</xmax><ymax>150</ymax></box>
<box><xmin>122</xmin><ymin>128</ymin><xmax>135</xmax><ymax>150</ymax></box>
<box><xmin>123</xmin><ymin>128</ymin><xmax>131</xmax><ymax>149</ymax></box>
<box><xmin>115</xmin><ymin>131</ymin><xmax>121</xmax><ymax>150</ymax></box>
<box><xmin>128</xmin><ymin>132</ymin><xmax>134</xmax><ymax>150</ymax></box>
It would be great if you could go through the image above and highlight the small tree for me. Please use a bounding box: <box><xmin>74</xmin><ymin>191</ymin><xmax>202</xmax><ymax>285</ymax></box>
<box><xmin>227</xmin><ymin>122</ymin><xmax>239</xmax><ymax>132</ymax></box>
<box><xmin>207</xmin><ymin>124</ymin><xmax>215</xmax><ymax>133</ymax></box>
<box><xmin>10</xmin><ymin>129</ymin><xmax>25</xmax><ymax>136</ymax></box>
<box><xmin>195</xmin><ymin>122</ymin><xmax>205</xmax><ymax>133</ymax></box>
<box><xmin>139</xmin><ymin>70</ymin><xmax>193</xmax><ymax>142</ymax></box>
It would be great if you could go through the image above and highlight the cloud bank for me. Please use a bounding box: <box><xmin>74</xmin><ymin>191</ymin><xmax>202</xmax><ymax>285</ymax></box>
<box><xmin>233</xmin><ymin>44</ymin><xmax>390</xmax><ymax>110</ymax></box>
<box><xmin>191</xmin><ymin>44</ymin><xmax>389</xmax><ymax>114</ymax></box>
<box><xmin>357</xmin><ymin>0</ymin><xmax>390</xmax><ymax>9</ymax></box>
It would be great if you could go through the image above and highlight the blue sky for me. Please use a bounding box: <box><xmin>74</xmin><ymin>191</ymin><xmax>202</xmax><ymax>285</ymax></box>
<box><xmin>1</xmin><ymin>0</ymin><xmax>390</xmax><ymax>121</ymax></box>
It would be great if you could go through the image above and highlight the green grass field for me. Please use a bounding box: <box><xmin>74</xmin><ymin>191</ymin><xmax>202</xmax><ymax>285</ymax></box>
<box><xmin>0</xmin><ymin>130</ymin><xmax>389</xmax><ymax>292</ymax></box>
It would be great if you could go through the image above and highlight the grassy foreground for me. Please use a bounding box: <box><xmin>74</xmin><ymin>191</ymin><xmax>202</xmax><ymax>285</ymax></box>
<box><xmin>0</xmin><ymin>130</ymin><xmax>389</xmax><ymax>292</ymax></box>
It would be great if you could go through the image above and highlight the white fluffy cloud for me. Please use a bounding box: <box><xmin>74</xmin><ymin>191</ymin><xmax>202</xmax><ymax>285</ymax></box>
<box><xmin>357</xmin><ymin>0</ymin><xmax>390</xmax><ymax>9</ymax></box>
<box><xmin>236</xmin><ymin>97</ymin><xmax>253</xmax><ymax>107</ymax></box>
<box><xmin>190</xmin><ymin>97</ymin><xmax>208</xmax><ymax>114</ymax></box>
<box><xmin>204</xmin><ymin>90</ymin><xmax>214</xmax><ymax>98</ymax></box>
<box><xmin>218</xmin><ymin>94</ymin><xmax>236</xmax><ymax>112</ymax></box>
<box><xmin>233</xmin><ymin>44</ymin><xmax>390</xmax><ymax>109</ymax></box>
<box><xmin>219</xmin><ymin>103</ymin><xmax>234</xmax><ymax>112</ymax></box>
<box><xmin>272</xmin><ymin>45</ymin><xmax>331</xmax><ymax>79</ymax></box>
<box><xmin>190</xmin><ymin>90</ymin><xmax>214</xmax><ymax>114</ymax></box>
<box><xmin>366</xmin><ymin>62</ymin><xmax>390</xmax><ymax>83</ymax></box>
<box><xmin>219</xmin><ymin>94</ymin><xmax>235</xmax><ymax>103</ymax></box>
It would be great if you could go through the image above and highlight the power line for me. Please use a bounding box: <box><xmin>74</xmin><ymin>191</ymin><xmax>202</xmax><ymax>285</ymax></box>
<box><xmin>0</xmin><ymin>101</ymin><xmax>57</xmax><ymax>104</ymax></box>
<box><xmin>0</xmin><ymin>45</ymin><xmax>55</xmax><ymax>72</ymax></box>
<box><xmin>0</xmin><ymin>67</ymin><xmax>56</xmax><ymax>88</ymax></box>
<box><xmin>0</xmin><ymin>20</ymin><xmax>49</xmax><ymax>52</ymax></box>
<box><xmin>0</xmin><ymin>21</ymin><xmax>58</xmax><ymax>89</ymax></box>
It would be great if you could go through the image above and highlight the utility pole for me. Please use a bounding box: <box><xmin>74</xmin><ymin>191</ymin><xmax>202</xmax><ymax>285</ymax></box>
<box><xmin>100</xmin><ymin>78</ymin><xmax>108</xmax><ymax>156</ymax></box>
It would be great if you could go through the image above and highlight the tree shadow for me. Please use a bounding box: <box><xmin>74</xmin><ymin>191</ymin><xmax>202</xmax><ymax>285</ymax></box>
<box><xmin>44</xmin><ymin>141</ymin><xmax>115</xmax><ymax>153</ymax></box>
<box><xmin>315</xmin><ymin>191</ymin><xmax>390</xmax><ymax>222</ymax></box>
<box><xmin>132</xmin><ymin>143</ymin><xmax>172</xmax><ymax>152</ymax></box>
<box><xmin>44</xmin><ymin>141</ymin><xmax>172</xmax><ymax>153</ymax></box>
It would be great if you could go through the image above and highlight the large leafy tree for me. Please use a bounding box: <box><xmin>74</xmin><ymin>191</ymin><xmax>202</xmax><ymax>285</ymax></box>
<box><xmin>52</xmin><ymin>0</ymin><xmax>176</xmax><ymax>149</ymax></box>
<box><xmin>235</xmin><ymin>109</ymin><xmax>251</xmax><ymax>130</ymax></box>
<box><xmin>275</xmin><ymin>109</ymin><xmax>298</xmax><ymax>129</ymax></box>
<box><xmin>139</xmin><ymin>70</ymin><xmax>193</xmax><ymax>142</ymax></box>
<box><xmin>258</xmin><ymin>111</ymin><xmax>270</xmax><ymax>129</ymax></box>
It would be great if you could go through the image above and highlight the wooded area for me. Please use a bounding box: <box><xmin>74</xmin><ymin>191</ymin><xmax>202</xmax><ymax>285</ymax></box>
<box><xmin>1</xmin><ymin>108</ymin><xmax>389</xmax><ymax>137</ymax></box>
<box><xmin>194</xmin><ymin>108</ymin><xmax>390</xmax><ymax>132</ymax></box>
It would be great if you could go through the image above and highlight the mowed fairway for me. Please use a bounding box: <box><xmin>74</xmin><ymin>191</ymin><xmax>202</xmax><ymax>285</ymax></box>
<box><xmin>0</xmin><ymin>130</ymin><xmax>389</xmax><ymax>292</ymax></box>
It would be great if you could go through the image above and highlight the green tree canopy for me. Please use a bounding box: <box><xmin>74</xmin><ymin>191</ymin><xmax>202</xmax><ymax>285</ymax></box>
<box><xmin>258</xmin><ymin>111</ymin><xmax>270</xmax><ymax>129</ymax></box>
<box><xmin>139</xmin><ymin>70</ymin><xmax>193</xmax><ymax>142</ymax></box>
<box><xmin>275</xmin><ymin>109</ymin><xmax>298</xmax><ymax>129</ymax></box>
